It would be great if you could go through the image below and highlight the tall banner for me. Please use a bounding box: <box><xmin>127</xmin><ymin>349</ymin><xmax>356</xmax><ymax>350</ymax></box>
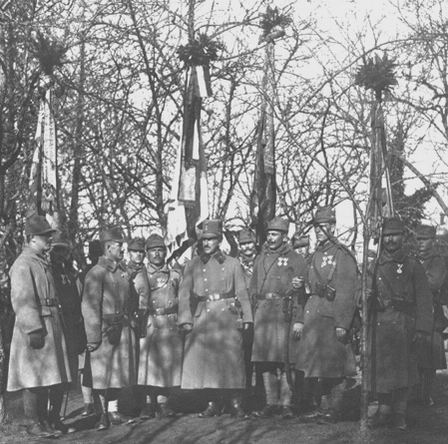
<box><xmin>29</xmin><ymin>81</ymin><xmax>58</xmax><ymax>226</ymax></box>
<box><xmin>167</xmin><ymin>66</ymin><xmax>209</xmax><ymax>247</ymax></box>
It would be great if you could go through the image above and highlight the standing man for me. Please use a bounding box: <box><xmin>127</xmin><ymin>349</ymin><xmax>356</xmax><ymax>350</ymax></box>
<box><xmin>50</xmin><ymin>232</ymin><xmax>86</xmax><ymax>433</ymax></box>
<box><xmin>7</xmin><ymin>214</ymin><xmax>71</xmax><ymax>438</ymax></box>
<box><xmin>369</xmin><ymin>218</ymin><xmax>432</xmax><ymax>430</ymax></box>
<box><xmin>82</xmin><ymin>227</ymin><xmax>136</xmax><ymax>430</ymax></box>
<box><xmin>295</xmin><ymin>206</ymin><xmax>358</xmax><ymax>421</ymax></box>
<box><xmin>251</xmin><ymin>217</ymin><xmax>307</xmax><ymax>418</ymax></box>
<box><xmin>138</xmin><ymin>234</ymin><xmax>182</xmax><ymax>418</ymax></box>
<box><xmin>178</xmin><ymin>219</ymin><xmax>253</xmax><ymax>418</ymax></box>
<box><xmin>415</xmin><ymin>224</ymin><xmax>447</xmax><ymax>405</ymax></box>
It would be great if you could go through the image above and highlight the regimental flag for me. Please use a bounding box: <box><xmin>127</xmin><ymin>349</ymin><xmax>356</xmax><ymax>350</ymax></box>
<box><xmin>29</xmin><ymin>80</ymin><xmax>58</xmax><ymax>226</ymax></box>
<box><xmin>251</xmin><ymin>43</ymin><xmax>276</xmax><ymax>245</ymax></box>
<box><xmin>166</xmin><ymin>66</ymin><xmax>210</xmax><ymax>248</ymax></box>
<box><xmin>369</xmin><ymin>101</ymin><xmax>394</xmax><ymax>241</ymax></box>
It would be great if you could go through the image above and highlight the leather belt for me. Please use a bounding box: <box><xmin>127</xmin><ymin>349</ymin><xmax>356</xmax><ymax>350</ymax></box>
<box><xmin>151</xmin><ymin>307</ymin><xmax>178</xmax><ymax>316</ymax></box>
<box><xmin>196</xmin><ymin>293</ymin><xmax>233</xmax><ymax>302</ymax></box>
<box><xmin>259</xmin><ymin>292</ymin><xmax>282</xmax><ymax>300</ymax></box>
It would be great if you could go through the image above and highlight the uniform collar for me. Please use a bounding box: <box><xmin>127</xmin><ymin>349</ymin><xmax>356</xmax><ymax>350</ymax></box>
<box><xmin>200</xmin><ymin>249</ymin><xmax>225</xmax><ymax>264</ymax></box>
<box><xmin>378</xmin><ymin>247</ymin><xmax>408</xmax><ymax>265</ymax></box>
<box><xmin>147</xmin><ymin>262</ymin><xmax>169</xmax><ymax>274</ymax></box>
<box><xmin>262</xmin><ymin>242</ymin><xmax>291</xmax><ymax>256</ymax></box>
<box><xmin>22</xmin><ymin>246</ymin><xmax>49</xmax><ymax>265</ymax></box>
<box><xmin>98</xmin><ymin>255</ymin><xmax>122</xmax><ymax>272</ymax></box>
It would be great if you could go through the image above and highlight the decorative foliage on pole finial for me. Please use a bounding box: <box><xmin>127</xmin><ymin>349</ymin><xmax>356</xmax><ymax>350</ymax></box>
<box><xmin>355</xmin><ymin>53</ymin><xmax>397</xmax><ymax>102</ymax></box>
<box><xmin>177</xmin><ymin>33</ymin><xmax>224</xmax><ymax>67</ymax></box>
<box><xmin>259</xmin><ymin>6</ymin><xmax>292</xmax><ymax>43</ymax></box>
<box><xmin>31</xmin><ymin>32</ymin><xmax>67</xmax><ymax>76</ymax></box>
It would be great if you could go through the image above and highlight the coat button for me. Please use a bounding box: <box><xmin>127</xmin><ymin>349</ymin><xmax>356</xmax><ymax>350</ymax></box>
<box><xmin>204</xmin><ymin>278</ymin><xmax>208</xmax><ymax>282</ymax></box>
<box><xmin>203</xmin><ymin>269</ymin><xmax>206</xmax><ymax>272</ymax></box>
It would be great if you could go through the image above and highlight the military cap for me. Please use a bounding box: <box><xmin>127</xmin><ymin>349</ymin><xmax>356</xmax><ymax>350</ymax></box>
<box><xmin>25</xmin><ymin>214</ymin><xmax>57</xmax><ymax>236</ymax></box>
<box><xmin>128</xmin><ymin>237</ymin><xmax>146</xmax><ymax>251</ymax></box>
<box><xmin>314</xmin><ymin>206</ymin><xmax>336</xmax><ymax>225</ymax></box>
<box><xmin>266</xmin><ymin>217</ymin><xmax>289</xmax><ymax>233</ymax></box>
<box><xmin>146</xmin><ymin>233</ymin><xmax>166</xmax><ymax>250</ymax></box>
<box><xmin>100</xmin><ymin>226</ymin><xmax>125</xmax><ymax>243</ymax></box>
<box><xmin>382</xmin><ymin>217</ymin><xmax>405</xmax><ymax>235</ymax></box>
<box><xmin>415</xmin><ymin>224</ymin><xmax>436</xmax><ymax>240</ymax></box>
<box><xmin>88</xmin><ymin>240</ymin><xmax>103</xmax><ymax>257</ymax></box>
<box><xmin>239</xmin><ymin>228</ymin><xmax>256</xmax><ymax>244</ymax></box>
<box><xmin>51</xmin><ymin>231</ymin><xmax>72</xmax><ymax>248</ymax></box>
<box><xmin>201</xmin><ymin>219</ymin><xmax>223</xmax><ymax>239</ymax></box>
<box><xmin>292</xmin><ymin>233</ymin><xmax>309</xmax><ymax>248</ymax></box>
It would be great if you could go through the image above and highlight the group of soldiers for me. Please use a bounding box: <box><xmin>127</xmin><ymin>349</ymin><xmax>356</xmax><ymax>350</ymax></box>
<box><xmin>5</xmin><ymin>206</ymin><xmax>447</xmax><ymax>438</ymax></box>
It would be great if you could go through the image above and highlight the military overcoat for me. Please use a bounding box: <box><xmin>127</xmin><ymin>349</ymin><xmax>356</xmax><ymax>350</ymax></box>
<box><xmin>178</xmin><ymin>251</ymin><xmax>253</xmax><ymax>389</ymax></box>
<box><xmin>417</xmin><ymin>250</ymin><xmax>447</xmax><ymax>370</ymax></box>
<box><xmin>369</xmin><ymin>248</ymin><xmax>433</xmax><ymax>393</ymax></box>
<box><xmin>251</xmin><ymin>243</ymin><xmax>307</xmax><ymax>363</ymax></box>
<box><xmin>52</xmin><ymin>261</ymin><xmax>85</xmax><ymax>381</ymax></box>
<box><xmin>295</xmin><ymin>240</ymin><xmax>358</xmax><ymax>378</ymax></box>
<box><xmin>82</xmin><ymin>256</ymin><xmax>136</xmax><ymax>389</ymax></box>
<box><xmin>7</xmin><ymin>247</ymin><xmax>71</xmax><ymax>391</ymax></box>
<box><xmin>138</xmin><ymin>264</ymin><xmax>182</xmax><ymax>387</ymax></box>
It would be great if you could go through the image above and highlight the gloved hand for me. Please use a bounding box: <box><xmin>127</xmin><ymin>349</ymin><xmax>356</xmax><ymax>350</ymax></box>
<box><xmin>292</xmin><ymin>277</ymin><xmax>304</xmax><ymax>290</ymax></box>
<box><xmin>335</xmin><ymin>327</ymin><xmax>347</xmax><ymax>342</ymax></box>
<box><xmin>86</xmin><ymin>342</ymin><xmax>101</xmax><ymax>352</ymax></box>
<box><xmin>179</xmin><ymin>323</ymin><xmax>193</xmax><ymax>334</ymax></box>
<box><xmin>293</xmin><ymin>322</ymin><xmax>304</xmax><ymax>339</ymax></box>
<box><xmin>29</xmin><ymin>330</ymin><xmax>45</xmax><ymax>349</ymax></box>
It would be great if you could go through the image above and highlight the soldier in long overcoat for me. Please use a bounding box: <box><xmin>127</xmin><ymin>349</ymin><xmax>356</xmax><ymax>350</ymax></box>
<box><xmin>49</xmin><ymin>232</ymin><xmax>86</xmax><ymax>433</ymax></box>
<box><xmin>368</xmin><ymin>218</ymin><xmax>433</xmax><ymax>430</ymax></box>
<box><xmin>137</xmin><ymin>234</ymin><xmax>182</xmax><ymax>418</ymax></box>
<box><xmin>415</xmin><ymin>224</ymin><xmax>447</xmax><ymax>405</ymax></box>
<box><xmin>295</xmin><ymin>207</ymin><xmax>358</xmax><ymax>420</ymax></box>
<box><xmin>178</xmin><ymin>219</ymin><xmax>253</xmax><ymax>417</ymax></box>
<box><xmin>251</xmin><ymin>217</ymin><xmax>307</xmax><ymax>418</ymax></box>
<box><xmin>82</xmin><ymin>227</ymin><xmax>136</xmax><ymax>430</ymax></box>
<box><xmin>7</xmin><ymin>215</ymin><xmax>71</xmax><ymax>439</ymax></box>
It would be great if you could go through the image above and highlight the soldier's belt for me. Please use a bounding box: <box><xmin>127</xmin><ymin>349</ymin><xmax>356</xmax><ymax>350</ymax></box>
<box><xmin>381</xmin><ymin>298</ymin><xmax>415</xmax><ymax>315</ymax></box>
<box><xmin>41</xmin><ymin>297</ymin><xmax>60</xmax><ymax>307</ymax></box>
<box><xmin>150</xmin><ymin>306</ymin><xmax>178</xmax><ymax>316</ymax></box>
<box><xmin>259</xmin><ymin>292</ymin><xmax>282</xmax><ymax>300</ymax></box>
<box><xmin>103</xmin><ymin>313</ymin><xmax>131</xmax><ymax>326</ymax></box>
<box><xmin>195</xmin><ymin>292</ymin><xmax>233</xmax><ymax>302</ymax></box>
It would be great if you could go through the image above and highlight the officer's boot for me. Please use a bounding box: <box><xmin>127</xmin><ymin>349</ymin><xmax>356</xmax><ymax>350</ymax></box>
<box><xmin>23</xmin><ymin>389</ymin><xmax>54</xmax><ymax>439</ymax></box>
<box><xmin>158</xmin><ymin>393</ymin><xmax>176</xmax><ymax>418</ymax></box>
<box><xmin>420</xmin><ymin>369</ymin><xmax>435</xmax><ymax>406</ymax></box>
<box><xmin>392</xmin><ymin>387</ymin><xmax>409</xmax><ymax>431</ymax></box>
<box><xmin>140</xmin><ymin>393</ymin><xmax>157</xmax><ymax>420</ymax></box>
<box><xmin>48</xmin><ymin>385</ymin><xmax>68</xmax><ymax>435</ymax></box>
<box><xmin>254</xmin><ymin>372</ymin><xmax>278</xmax><ymax>417</ymax></box>
<box><xmin>328</xmin><ymin>379</ymin><xmax>346</xmax><ymax>421</ymax></box>
<box><xmin>96</xmin><ymin>391</ymin><xmax>110</xmax><ymax>431</ymax></box>
<box><xmin>279</xmin><ymin>372</ymin><xmax>294</xmax><ymax>419</ymax></box>
<box><xmin>229</xmin><ymin>391</ymin><xmax>246</xmax><ymax>418</ymax></box>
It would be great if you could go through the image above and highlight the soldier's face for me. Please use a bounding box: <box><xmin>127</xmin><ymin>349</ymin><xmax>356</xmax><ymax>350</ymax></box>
<box><xmin>129</xmin><ymin>250</ymin><xmax>145</xmax><ymax>264</ymax></box>
<box><xmin>266</xmin><ymin>230</ymin><xmax>285</xmax><ymax>250</ymax></box>
<box><xmin>51</xmin><ymin>245</ymin><xmax>71</xmax><ymax>263</ymax></box>
<box><xmin>147</xmin><ymin>247</ymin><xmax>166</xmax><ymax>266</ymax></box>
<box><xmin>417</xmin><ymin>238</ymin><xmax>433</xmax><ymax>256</ymax></box>
<box><xmin>202</xmin><ymin>236</ymin><xmax>220</xmax><ymax>255</ymax></box>
<box><xmin>383</xmin><ymin>233</ymin><xmax>403</xmax><ymax>253</ymax></box>
<box><xmin>315</xmin><ymin>223</ymin><xmax>334</xmax><ymax>244</ymax></box>
<box><xmin>239</xmin><ymin>241</ymin><xmax>256</xmax><ymax>257</ymax></box>
<box><xmin>31</xmin><ymin>233</ymin><xmax>53</xmax><ymax>253</ymax></box>
<box><xmin>107</xmin><ymin>241</ymin><xmax>124</xmax><ymax>261</ymax></box>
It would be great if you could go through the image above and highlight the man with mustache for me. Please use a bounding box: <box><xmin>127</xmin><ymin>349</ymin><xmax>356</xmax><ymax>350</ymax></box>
<box><xmin>178</xmin><ymin>219</ymin><xmax>253</xmax><ymax>418</ymax></box>
<box><xmin>369</xmin><ymin>218</ymin><xmax>432</xmax><ymax>430</ymax></box>
<box><xmin>415</xmin><ymin>224</ymin><xmax>447</xmax><ymax>406</ymax></box>
<box><xmin>251</xmin><ymin>217</ymin><xmax>308</xmax><ymax>418</ymax></box>
<box><xmin>295</xmin><ymin>206</ymin><xmax>358</xmax><ymax>421</ymax></box>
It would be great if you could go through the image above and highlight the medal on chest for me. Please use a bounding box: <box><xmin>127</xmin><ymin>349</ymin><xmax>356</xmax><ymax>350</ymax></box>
<box><xmin>321</xmin><ymin>253</ymin><xmax>335</xmax><ymax>268</ymax></box>
<box><xmin>396</xmin><ymin>263</ymin><xmax>403</xmax><ymax>275</ymax></box>
<box><xmin>277</xmin><ymin>257</ymin><xmax>289</xmax><ymax>267</ymax></box>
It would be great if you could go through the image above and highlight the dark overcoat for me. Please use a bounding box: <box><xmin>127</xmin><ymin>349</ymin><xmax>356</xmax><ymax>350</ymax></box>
<box><xmin>295</xmin><ymin>240</ymin><xmax>358</xmax><ymax>378</ymax></box>
<box><xmin>138</xmin><ymin>264</ymin><xmax>182</xmax><ymax>387</ymax></box>
<box><xmin>82</xmin><ymin>256</ymin><xmax>136</xmax><ymax>389</ymax></box>
<box><xmin>178</xmin><ymin>250</ymin><xmax>253</xmax><ymax>389</ymax></box>
<box><xmin>251</xmin><ymin>243</ymin><xmax>307</xmax><ymax>363</ymax></box>
<box><xmin>369</xmin><ymin>248</ymin><xmax>433</xmax><ymax>393</ymax></box>
<box><xmin>7</xmin><ymin>247</ymin><xmax>71</xmax><ymax>391</ymax></box>
<box><xmin>418</xmin><ymin>250</ymin><xmax>447</xmax><ymax>370</ymax></box>
<box><xmin>52</xmin><ymin>261</ymin><xmax>85</xmax><ymax>381</ymax></box>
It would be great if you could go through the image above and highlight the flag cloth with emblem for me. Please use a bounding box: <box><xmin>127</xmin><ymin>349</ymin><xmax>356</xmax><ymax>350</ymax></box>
<box><xmin>167</xmin><ymin>66</ymin><xmax>209</xmax><ymax>248</ymax></box>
